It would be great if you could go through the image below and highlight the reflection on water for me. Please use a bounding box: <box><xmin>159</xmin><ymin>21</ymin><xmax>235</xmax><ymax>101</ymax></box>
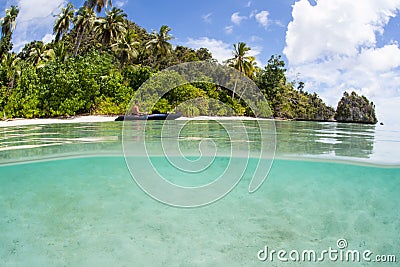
<box><xmin>276</xmin><ymin>121</ymin><xmax>375</xmax><ymax>159</ymax></box>
<box><xmin>274</xmin><ymin>121</ymin><xmax>399</xmax><ymax>165</ymax></box>
<box><xmin>0</xmin><ymin>123</ymin><xmax>122</xmax><ymax>164</ymax></box>
<box><xmin>0</xmin><ymin>120</ymin><xmax>399</xmax><ymax>166</ymax></box>
<box><xmin>123</xmin><ymin>120</ymin><xmax>274</xmax><ymax>158</ymax></box>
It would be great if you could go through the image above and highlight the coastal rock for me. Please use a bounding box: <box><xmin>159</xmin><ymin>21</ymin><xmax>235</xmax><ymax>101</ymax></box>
<box><xmin>334</xmin><ymin>91</ymin><xmax>377</xmax><ymax>124</ymax></box>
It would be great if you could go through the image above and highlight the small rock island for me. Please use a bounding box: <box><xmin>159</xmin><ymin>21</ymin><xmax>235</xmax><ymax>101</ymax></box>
<box><xmin>334</xmin><ymin>91</ymin><xmax>378</xmax><ymax>124</ymax></box>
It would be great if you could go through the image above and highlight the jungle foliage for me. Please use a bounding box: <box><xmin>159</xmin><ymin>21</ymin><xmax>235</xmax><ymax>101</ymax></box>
<box><xmin>0</xmin><ymin>3</ymin><xmax>375</xmax><ymax>123</ymax></box>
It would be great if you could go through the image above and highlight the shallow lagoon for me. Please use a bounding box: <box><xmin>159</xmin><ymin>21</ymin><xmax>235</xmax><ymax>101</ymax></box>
<box><xmin>0</xmin><ymin>120</ymin><xmax>399</xmax><ymax>266</ymax></box>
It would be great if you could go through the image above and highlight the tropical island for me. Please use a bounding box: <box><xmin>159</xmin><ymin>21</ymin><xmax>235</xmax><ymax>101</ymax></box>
<box><xmin>0</xmin><ymin>2</ymin><xmax>377</xmax><ymax>124</ymax></box>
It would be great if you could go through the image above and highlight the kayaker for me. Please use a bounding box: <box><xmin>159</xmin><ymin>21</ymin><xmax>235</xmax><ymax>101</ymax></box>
<box><xmin>132</xmin><ymin>100</ymin><xmax>146</xmax><ymax>115</ymax></box>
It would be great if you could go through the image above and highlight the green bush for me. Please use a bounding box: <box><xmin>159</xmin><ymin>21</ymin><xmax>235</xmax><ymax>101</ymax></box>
<box><xmin>152</xmin><ymin>98</ymin><xmax>172</xmax><ymax>113</ymax></box>
<box><xmin>94</xmin><ymin>96</ymin><xmax>124</xmax><ymax>114</ymax></box>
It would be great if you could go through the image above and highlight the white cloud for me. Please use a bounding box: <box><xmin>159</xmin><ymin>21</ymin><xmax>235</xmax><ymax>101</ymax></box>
<box><xmin>42</xmin><ymin>33</ymin><xmax>54</xmax><ymax>44</ymax></box>
<box><xmin>274</xmin><ymin>20</ymin><xmax>285</xmax><ymax>28</ymax></box>
<box><xmin>247</xmin><ymin>46</ymin><xmax>262</xmax><ymax>66</ymax></box>
<box><xmin>231</xmin><ymin>12</ymin><xmax>247</xmax><ymax>25</ymax></box>
<box><xmin>358</xmin><ymin>44</ymin><xmax>400</xmax><ymax>72</ymax></box>
<box><xmin>114</xmin><ymin>0</ymin><xmax>128</xmax><ymax>8</ymax></box>
<box><xmin>224</xmin><ymin>25</ymin><xmax>233</xmax><ymax>35</ymax></box>
<box><xmin>374</xmin><ymin>96</ymin><xmax>400</xmax><ymax>125</ymax></box>
<box><xmin>251</xmin><ymin>9</ymin><xmax>282</xmax><ymax>29</ymax></box>
<box><xmin>202</xmin><ymin>13</ymin><xmax>212</xmax><ymax>24</ymax></box>
<box><xmin>186</xmin><ymin>37</ymin><xmax>232</xmax><ymax>63</ymax></box>
<box><xmin>246</xmin><ymin>1</ymin><xmax>252</xmax><ymax>8</ymax></box>
<box><xmin>255</xmin><ymin>10</ymin><xmax>269</xmax><ymax>29</ymax></box>
<box><xmin>284</xmin><ymin>0</ymin><xmax>400</xmax><ymax>123</ymax></box>
<box><xmin>13</xmin><ymin>0</ymin><xmax>65</xmax><ymax>51</ymax></box>
<box><xmin>185</xmin><ymin>37</ymin><xmax>263</xmax><ymax>65</ymax></box>
<box><xmin>284</xmin><ymin>0</ymin><xmax>399</xmax><ymax>64</ymax></box>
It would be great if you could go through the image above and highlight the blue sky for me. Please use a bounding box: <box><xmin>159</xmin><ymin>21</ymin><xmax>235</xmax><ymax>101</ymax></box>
<box><xmin>123</xmin><ymin>0</ymin><xmax>294</xmax><ymax>65</ymax></box>
<box><xmin>1</xmin><ymin>0</ymin><xmax>400</xmax><ymax>124</ymax></box>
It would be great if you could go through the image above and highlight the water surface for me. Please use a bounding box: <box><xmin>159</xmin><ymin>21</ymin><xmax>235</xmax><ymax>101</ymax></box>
<box><xmin>0</xmin><ymin>120</ymin><xmax>399</xmax><ymax>266</ymax></box>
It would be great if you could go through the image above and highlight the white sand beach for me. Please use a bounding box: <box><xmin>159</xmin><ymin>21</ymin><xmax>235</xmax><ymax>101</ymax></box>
<box><xmin>0</xmin><ymin>115</ymin><xmax>275</xmax><ymax>127</ymax></box>
<box><xmin>0</xmin><ymin>115</ymin><xmax>118</xmax><ymax>127</ymax></box>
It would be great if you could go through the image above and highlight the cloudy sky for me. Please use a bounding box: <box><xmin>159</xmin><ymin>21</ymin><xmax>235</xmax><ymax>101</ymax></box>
<box><xmin>1</xmin><ymin>0</ymin><xmax>400</xmax><ymax>124</ymax></box>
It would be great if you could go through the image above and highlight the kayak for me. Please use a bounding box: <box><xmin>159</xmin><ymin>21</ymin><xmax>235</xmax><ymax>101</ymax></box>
<box><xmin>115</xmin><ymin>112</ymin><xmax>182</xmax><ymax>121</ymax></box>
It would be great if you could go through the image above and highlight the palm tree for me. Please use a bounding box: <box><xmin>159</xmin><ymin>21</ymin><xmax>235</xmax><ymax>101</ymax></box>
<box><xmin>226</xmin><ymin>42</ymin><xmax>255</xmax><ymax>78</ymax></box>
<box><xmin>247</xmin><ymin>55</ymin><xmax>258</xmax><ymax>78</ymax></box>
<box><xmin>94</xmin><ymin>7</ymin><xmax>126</xmax><ymax>48</ymax></box>
<box><xmin>1</xmin><ymin>52</ymin><xmax>19</xmax><ymax>70</ymax></box>
<box><xmin>1</xmin><ymin>5</ymin><xmax>19</xmax><ymax>38</ymax></box>
<box><xmin>226</xmin><ymin>42</ymin><xmax>256</xmax><ymax>99</ymax></box>
<box><xmin>146</xmin><ymin>25</ymin><xmax>174</xmax><ymax>62</ymax></box>
<box><xmin>53</xmin><ymin>41</ymin><xmax>68</xmax><ymax>62</ymax></box>
<box><xmin>53</xmin><ymin>2</ymin><xmax>75</xmax><ymax>43</ymax></box>
<box><xmin>25</xmin><ymin>41</ymin><xmax>48</xmax><ymax>66</ymax></box>
<box><xmin>112</xmin><ymin>28</ymin><xmax>138</xmax><ymax>67</ymax></box>
<box><xmin>0</xmin><ymin>5</ymin><xmax>19</xmax><ymax>59</ymax></box>
<box><xmin>85</xmin><ymin>0</ymin><xmax>112</xmax><ymax>13</ymax></box>
<box><xmin>73</xmin><ymin>6</ymin><xmax>96</xmax><ymax>56</ymax></box>
<box><xmin>22</xmin><ymin>41</ymin><xmax>55</xmax><ymax>67</ymax></box>
<box><xmin>1</xmin><ymin>52</ymin><xmax>20</xmax><ymax>90</ymax></box>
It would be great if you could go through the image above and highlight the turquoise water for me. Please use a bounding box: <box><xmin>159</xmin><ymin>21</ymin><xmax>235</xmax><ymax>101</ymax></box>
<box><xmin>0</xmin><ymin>120</ymin><xmax>399</xmax><ymax>266</ymax></box>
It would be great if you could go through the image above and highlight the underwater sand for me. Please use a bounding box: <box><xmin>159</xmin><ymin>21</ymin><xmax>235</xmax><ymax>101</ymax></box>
<box><xmin>0</xmin><ymin>121</ymin><xmax>399</xmax><ymax>266</ymax></box>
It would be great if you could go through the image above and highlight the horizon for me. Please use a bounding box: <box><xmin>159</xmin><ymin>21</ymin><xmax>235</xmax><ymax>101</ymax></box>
<box><xmin>1</xmin><ymin>0</ymin><xmax>400</xmax><ymax>125</ymax></box>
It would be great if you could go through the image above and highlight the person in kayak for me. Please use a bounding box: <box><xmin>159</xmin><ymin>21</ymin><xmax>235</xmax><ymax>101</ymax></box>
<box><xmin>132</xmin><ymin>100</ymin><xmax>146</xmax><ymax>116</ymax></box>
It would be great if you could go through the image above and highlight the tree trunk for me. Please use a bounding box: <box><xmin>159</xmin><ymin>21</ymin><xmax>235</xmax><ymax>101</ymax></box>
<box><xmin>73</xmin><ymin>24</ymin><xmax>87</xmax><ymax>57</ymax></box>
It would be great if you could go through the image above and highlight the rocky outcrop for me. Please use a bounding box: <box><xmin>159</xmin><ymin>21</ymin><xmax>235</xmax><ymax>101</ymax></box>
<box><xmin>334</xmin><ymin>91</ymin><xmax>377</xmax><ymax>124</ymax></box>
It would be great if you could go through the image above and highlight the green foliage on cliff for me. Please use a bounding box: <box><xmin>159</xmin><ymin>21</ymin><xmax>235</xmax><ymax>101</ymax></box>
<box><xmin>255</xmin><ymin>55</ymin><xmax>334</xmax><ymax>121</ymax></box>
<box><xmin>335</xmin><ymin>91</ymin><xmax>377</xmax><ymax>124</ymax></box>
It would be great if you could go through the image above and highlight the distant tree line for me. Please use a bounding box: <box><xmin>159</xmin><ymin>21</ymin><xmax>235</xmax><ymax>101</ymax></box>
<box><xmin>0</xmin><ymin>2</ymin><xmax>377</xmax><ymax>123</ymax></box>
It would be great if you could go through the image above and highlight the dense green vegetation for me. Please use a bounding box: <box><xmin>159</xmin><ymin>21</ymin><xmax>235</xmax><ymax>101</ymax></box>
<box><xmin>335</xmin><ymin>91</ymin><xmax>377</xmax><ymax>124</ymax></box>
<box><xmin>0</xmin><ymin>2</ymin><xmax>375</xmax><ymax>123</ymax></box>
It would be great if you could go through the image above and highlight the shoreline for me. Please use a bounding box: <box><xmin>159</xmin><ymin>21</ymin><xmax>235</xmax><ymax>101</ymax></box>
<box><xmin>0</xmin><ymin>115</ymin><xmax>118</xmax><ymax>127</ymax></box>
<box><xmin>0</xmin><ymin>115</ymin><xmax>380</xmax><ymax>127</ymax></box>
<box><xmin>0</xmin><ymin>115</ymin><xmax>280</xmax><ymax>127</ymax></box>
